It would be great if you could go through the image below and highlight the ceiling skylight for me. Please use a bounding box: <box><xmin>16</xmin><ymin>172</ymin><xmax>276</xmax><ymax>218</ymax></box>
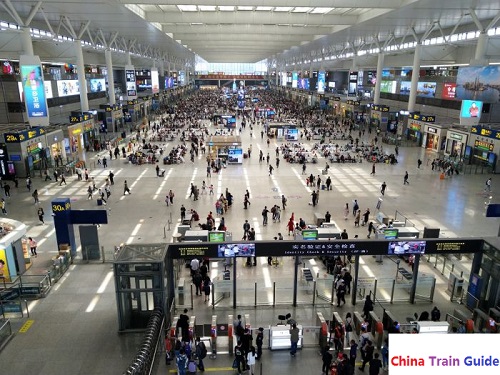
<box><xmin>292</xmin><ymin>7</ymin><xmax>313</xmax><ymax>13</ymax></box>
<box><xmin>256</xmin><ymin>6</ymin><xmax>273</xmax><ymax>11</ymax></box>
<box><xmin>274</xmin><ymin>7</ymin><xmax>293</xmax><ymax>12</ymax></box>
<box><xmin>310</xmin><ymin>7</ymin><xmax>335</xmax><ymax>14</ymax></box>
<box><xmin>219</xmin><ymin>6</ymin><xmax>235</xmax><ymax>11</ymax></box>
<box><xmin>198</xmin><ymin>5</ymin><xmax>216</xmax><ymax>11</ymax></box>
<box><xmin>177</xmin><ymin>5</ymin><xmax>197</xmax><ymax>12</ymax></box>
<box><xmin>238</xmin><ymin>6</ymin><xmax>253</xmax><ymax>11</ymax></box>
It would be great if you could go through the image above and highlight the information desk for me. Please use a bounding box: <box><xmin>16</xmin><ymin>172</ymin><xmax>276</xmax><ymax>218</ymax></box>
<box><xmin>269</xmin><ymin>324</ymin><xmax>303</xmax><ymax>350</ymax></box>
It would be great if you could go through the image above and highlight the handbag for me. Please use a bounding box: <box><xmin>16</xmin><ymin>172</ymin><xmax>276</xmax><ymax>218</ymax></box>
<box><xmin>232</xmin><ymin>358</ymin><xmax>238</xmax><ymax>369</ymax></box>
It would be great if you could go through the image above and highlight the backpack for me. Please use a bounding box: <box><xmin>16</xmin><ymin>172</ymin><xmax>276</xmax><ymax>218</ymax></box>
<box><xmin>345</xmin><ymin>319</ymin><xmax>353</xmax><ymax>332</ymax></box>
<box><xmin>236</xmin><ymin>321</ymin><xmax>244</xmax><ymax>337</ymax></box>
<box><xmin>197</xmin><ymin>341</ymin><xmax>207</xmax><ymax>359</ymax></box>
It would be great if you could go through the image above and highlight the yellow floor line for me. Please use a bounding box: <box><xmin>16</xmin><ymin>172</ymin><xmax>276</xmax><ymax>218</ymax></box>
<box><xmin>168</xmin><ymin>367</ymin><xmax>234</xmax><ymax>373</ymax></box>
<box><xmin>19</xmin><ymin>319</ymin><xmax>34</xmax><ymax>333</ymax></box>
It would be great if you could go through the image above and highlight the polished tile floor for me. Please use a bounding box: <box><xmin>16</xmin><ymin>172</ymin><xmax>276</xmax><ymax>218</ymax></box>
<box><xmin>0</xmin><ymin>117</ymin><xmax>496</xmax><ymax>375</ymax></box>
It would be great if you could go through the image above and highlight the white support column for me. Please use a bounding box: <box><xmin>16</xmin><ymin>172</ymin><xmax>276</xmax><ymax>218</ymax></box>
<box><xmin>373</xmin><ymin>53</ymin><xmax>385</xmax><ymax>105</ymax></box>
<box><xmin>474</xmin><ymin>31</ymin><xmax>488</xmax><ymax>61</ymax></box>
<box><xmin>309</xmin><ymin>63</ymin><xmax>313</xmax><ymax>78</ymax></box>
<box><xmin>105</xmin><ymin>49</ymin><xmax>116</xmax><ymax>105</ymax></box>
<box><xmin>21</xmin><ymin>26</ymin><xmax>34</xmax><ymax>55</ymax></box>
<box><xmin>126</xmin><ymin>52</ymin><xmax>132</xmax><ymax>66</ymax></box>
<box><xmin>159</xmin><ymin>60</ymin><xmax>165</xmax><ymax>78</ymax></box>
<box><xmin>74</xmin><ymin>40</ymin><xmax>89</xmax><ymax>111</ymax></box>
<box><xmin>408</xmin><ymin>43</ymin><xmax>422</xmax><ymax>113</ymax></box>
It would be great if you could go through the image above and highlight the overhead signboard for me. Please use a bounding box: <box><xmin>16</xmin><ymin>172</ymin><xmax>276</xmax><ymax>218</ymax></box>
<box><xmin>57</xmin><ymin>80</ymin><xmax>80</xmax><ymax>96</ymax></box>
<box><xmin>19</xmin><ymin>55</ymin><xmax>49</xmax><ymax>126</ymax></box>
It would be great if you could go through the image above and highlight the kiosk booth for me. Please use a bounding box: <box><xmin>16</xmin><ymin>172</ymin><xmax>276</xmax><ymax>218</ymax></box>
<box><xmin>213</xmin><ymin>114</ymin><xmax>236</xmax><ymax>129</ymax></box>
<box><xmin>0</xmin><ymin>218</ymin><xmax>29</xmax><ymax>282</ymax></box>
<box><xmin>466</xmin><ymin>125</ymin><xmax>500</xmax><ymax>173</ymax></box>
<box><xmin>208</xmin><ymin>135</ymin><xmax>243</xmax><ymax>164</ymax></box>
<box><xmin>44</xmin><ymin>127</ymin><xmax>65</xmax><ymax>167</ymax></box>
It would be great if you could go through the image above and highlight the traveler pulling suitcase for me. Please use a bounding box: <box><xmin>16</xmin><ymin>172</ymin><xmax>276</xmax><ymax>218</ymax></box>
<box><xmin>188</xmin><ymin>359</ymin><xmax>197</xmax><ymax>374</ymax></box>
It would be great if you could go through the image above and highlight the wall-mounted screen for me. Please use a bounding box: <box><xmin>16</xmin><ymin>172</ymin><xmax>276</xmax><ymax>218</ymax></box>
<box><xmin>57</xmin><ymin>79</ymin><xmax>80</xmax><ymax>96</ymax></box>
<box><xmin>89</xmin><ymin>78</ymin><xmax>105</xmax><ymax>93</ymax></box>
<box><xmin>460</xmin><ymin>100</ymin><xmax>483</xmax><ymax>126</ymax></box>
<box><xmin>302</xmin><ymin>229</ymin><xmax>318</xmax><ymax>240</ymax></box>
<box><xmin>208</xmin><ymin>231</ymin><xmax>225</xmax><ymax>242</ymax></box>
<box><xmin>228</xmin><ymin>148</ymin><xmax>243</xmax><ymax>163</ymax></box>
<box><xmin>317</xmin><ymin>71</ymin><xmax>325</xmax><ymax>94</ymax></box>
<box><xmin>399</xmin><ymin>81</ymin><xmax>436</xmax><ymax>97</ymax></box>
<box><xmin>218</xmin><ymin>243</ymin><xmax>255</xmax><ymax>257</ymax></box>
<box><xmin>292</xmin><ymin>72</ymin><xmax>298</xmax><ymax>88</ymax></box>
<box><xmin>384</xmin><ymin>229</ymin><xmax>399</xmax><ymax>240</ymax></box>
<box><xmin>298</xmin><ymin>78</ymin><xmax>310</xmax><ymax>90</ymax></box>
<box><xmin>388</xmin><ymin>241</ymin><xmax>426</xmax><ymax>255</ymax></box>
<box><xmin>125</xmin><ymin>65</ymin><xmax>137</xmax><ymax>99</ymax></box>
<box><xmin>380</xmin><ymin>80</ymin><xmax>397</xmax><ymax>94</ymax></box>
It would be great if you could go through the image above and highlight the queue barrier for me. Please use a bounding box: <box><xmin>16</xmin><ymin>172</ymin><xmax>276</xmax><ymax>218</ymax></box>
<box><xmin>210</xmin><ymin>315</ymin><xmax>217</xmax><ymax>358</ymax></box>
<box><xmin>228</xmin><ymin>314</ymin><xmax>233</xmax><ymax>354</ymax></box>
<box><xmin>353</xmin><ymin>311</ymin><xmax>364</xmax><ymax>336</ymax></box>
<box><xmin>189</xmin><ymin>316</ymin><xmax>196</xmax><ymax>342</ymax></box>
<box><xmin>382</xmin><ymin>310</ymin><xmax>398</xmax><ymax>331</ymax></box>
<box><xmin>316</xmin><ymin>312</ymin><xmax>328</xmax><ymax>352</ymax></box>
<box><xmin>368</xmin><ymin>311</ymin><xmax>383</xmax><ymax>349</ymax></box>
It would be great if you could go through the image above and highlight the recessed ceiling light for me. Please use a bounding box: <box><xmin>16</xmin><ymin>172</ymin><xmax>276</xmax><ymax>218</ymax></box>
<box><xmin>292</xmin><ymin>7</ymin><xmax>313</xmax><ymax>13</ymax></box>
<box><xmin>198</xmin><ymin>5</ymin><xmax>216</xmax><ymax>11</ymax></box>
<box><xmin>310</xmin><ymin>7</ymin><xmax>335</xmax><ymax>14</ymax></box>
<box><xmin>219</xmin><ymin>6</ymin><xmax>235</xmax><ymax>11</ymax></box>
<box><xmin>177</xmin><ymin>5</ymin><xmax>197</xmax><ymax>12</ymax></box>
<box><xmin>274</xmin><ymin>7</ymin><xmax>293</xmax><ymax>12</ymax></box>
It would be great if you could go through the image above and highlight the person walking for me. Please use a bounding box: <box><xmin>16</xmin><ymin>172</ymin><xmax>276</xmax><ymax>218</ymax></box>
<box><xmin>404</xmin><ymin>171</ymin><xmax>409</xmax><ymax>185</ymax></box>
<box><xmin>370</xmin><ymin>162</ymin><xmax>376</xmax><ymax>175</ymax></box>
<box><xmin>195</xmin><ymin>336</ymin><xmax>207</xmax><ymax>372</ymax></box>
<box><xmin>289</xmin><ymin>323</ymin><xmax>299</xmax><ymax>356</ymax></box>
<box><xmin>87</xmin><ymin>185</ymin><xmax>93</xmax><ymax>200</ymax></box>
<box><xmin>38</xmin><ymin>207</ymin><xmax>45</xmax><ymax>224</ymax></box>
<box><xmin>255</xmin><ymin>327</ymin><xmax>264</xmax><ymax>360</ymax></box>
<box><xmin>3</xmin><ymin>183</ymin><xmax>10</xmax><ymax>197</ymax></box>
<box><xmin>344</xmin><ymin>203</ymin><xmax>349</xmax><ymax>220</ymax></box>
<box><xmin>175</xmin><ymin>347</ymin><xmax>188</xmax><ymax>375</ymax></box>
<box><xmin>367</xmin><ymin>222</ymin><xmax>374</xmax><ymax>238</ymax></box>
<box><xmin>417</xmin><ymin>159</ymin><xmax>422</xmax><ymax>169</ymax></box>
<box><xmin>268</xmin><ymin>164</ymin><xmax>274</xmax><ymax>176</ymax></box>
<box><xmin>485</xmin><ymin>177</ymin><xmax>492</xmax><ymax>192</ymax></box>
<box><xmin>281</xmin><ymin>194</ymin><xmax>287</xmax><ymax>210</ymax></box>
<box><xmin>59</xmin><ymin>174</ymin><xmax>66</xmax><ymax>186</ymax></box>
<box><xmin>26</xmin><ymin>176</ymin><xmax>32</xmax><ymax>192</ymax></box>
<box><xmin>380</xmin><ymin>181</ymin><xmax>387</xmax><ymax>195</ymax></box>
<box><xmin>102</xmin><ymin>157</ymin><xmax>107</xmax><ymax>168</ymax></box>
<box><xmin>359</xmin><ymin>340</ymin><xmax>375</xmax><ymax>372</ymax></box>
<box><xmin>353</xmin><ymin>199</ymin><xmax>359</xmax><ymax>216</ymax></box>
<box><xmin>28</xmin><ymin>237</ymin><xmax>37</xmax><ymax>257</ymax></box>
<box><xmin>180</xmin><ymin>205</ymin><xmax>186</xmax><ymax>221</ymax></box>
<box><xmin>53</xmin><ymin>170</ymin><xmax>58</xmax><ymax>182</ymax></box>
<box><xmin>108</xmin><ymin>171</ymin><xmax>114</xmax><ymax>185</ymax></box>
<box><xmin>168</xmin><ymin>189</ymin><xmax>175</xmax><ymax>204</ymax></box>
<box><xmin>362</xmin><ymin>208</ymin><xmax>370</xmax><ymax>226</ymax></box>
<box><xmin>321</xmin><ymin>344</ymin><xmax>333</xmax><ymax>374</ymax></box>
<box><xmin>123</xmin><ymin>180</ymin><xmax>131</xmax><ymax>195</ymax></box>
<box><xmin>234</xmin><ymin>341</ymin><xmax>245</xmax><ymax>375</ymax></box>
<box><xmin>32</xmin><ymin>189</ymin><xmax>39</xmax><ymax>204</ymax></box>
<box><xmin>326</xmin><ymin>176</ymin><xmax>332</xmax><ymax>191</ymax></box>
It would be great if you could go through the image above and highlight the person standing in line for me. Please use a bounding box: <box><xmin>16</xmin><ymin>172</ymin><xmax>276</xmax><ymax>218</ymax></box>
<box><xmin>195</xmin><ymin>336</ymin><xmax>207</xmax><ymax>372</ymax></box>
<box><xmin>38</xmin><ymin>207</ymin><xmax>45</xmax><ymax>224</ymax></box>
<box><xmin>59</xmin><ymin>174</ymin><xmax>66</xmax><ymax>186</ymax></box>
<box><xmin>380</xmin><ymin>181</ymin><xmax>387</xmax><ymax>195</ymax></box>
<box><xmin>123</xmin><ymin>180</ymin><xmax>131</xmax><ymax>195</ymax></box>
<box><xmin>32</xmin><ymin>189</ymin><xmax>39</xmax><ymax>204</ymax></box>
<box><xmin>367</xmin><ymin>222</ymin><xmax>374</xmax><ymax>238</ymax></box>
<box><xmin>246</xmin><ymin>346</ymin><xmax>256</xmax><ymax>375</ymax></box>
<box><xmin>289</xmin><ymin>323</ymin><xmax>299</xmax><ymax>356</ymax></box>
<box><xmin>255</xmin><ymin>327</ymin><xmax>264</xmax><ymax>360</ymax></box>
<box><xmin>354</xmin><ymin>210</ymin><xmax>361</xmax><ymax>227</ymax></box>
<box><xmin>362</xmin><ymin>208</ymin><xmax>370</xmax><ymax>226</ymax></box>
<box><xmin>349</xmin><ymin>340</ymin><xmax>358</xmax><ymax>369</ymax></box>
<box><xmin>404</xmin><ymin>171</ymin><xmax>409</xmax><ymax>185</ymax></box>
<box><xmin>234</xmin><ymin>341</ymin><xmax>245</xmax><ymax>375</ymax></box>
<box><xmin>175</xmin><ymin>347</ymin><xmax>188</xmax><ymax>375</ymax></box>
<box><xmin>28</xmin><ymin>237</ymin><xmax>37</xmax><ymax>257</ymax></box>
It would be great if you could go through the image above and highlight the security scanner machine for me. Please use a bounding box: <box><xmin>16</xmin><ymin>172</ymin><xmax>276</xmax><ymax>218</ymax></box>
<box><xmin>416</xmin><ymin>321</ymin><xmax>450</xmax><ymax>333</ymax></box>
<box><xmin>396</xmin><ymin>227</ymin><xmax>420</xmax><ymax>239</ymax></box>
<box><xmin>317</xmin><ymin>228</ymin><xmax>341</xmax><ymax>239</ymax></box>
<box><xmin>269</xmin><ymin>323</ymin><xmax>303</xmax><ymax>350</ymax></box>
<box><xmin>184</xmin><ymin>230</ymin><xmax>209</xmax><ymax>242</ymax></box>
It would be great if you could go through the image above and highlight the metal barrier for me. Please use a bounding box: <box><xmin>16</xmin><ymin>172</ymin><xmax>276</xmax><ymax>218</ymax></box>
<box><xmin>122</xmin><ymin>308</ymin><xmax>164</xmax><ymax>375</ymax></box>
<box><xmin>0</xmin><ymin>319</ymin><xmax>13</xmax><ymax>351</ymax></box>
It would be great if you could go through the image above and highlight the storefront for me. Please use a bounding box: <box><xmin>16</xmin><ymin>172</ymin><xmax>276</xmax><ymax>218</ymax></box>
<box><xmin>124</xmin><ymin>99</ymin><xmax>142</xmax><ymax>124</ymax></box>
<box><xmin>344</xmin><ymin>99</ymin><xmax>361</xmax><ymax>120</ymax></box>
<box><xmin>422</xmin><ymin>124</ymin><xmax>447</xmax><ymax>152</ymax></box>
<box><xmin>208</xmin><ymin>135</ymin><xmax>242</xmax><ymax>164</ymax></box>
<box><xmin>465</xmin><ymin>125</ymin><xmax>500</xmax><ymax>172</ymax></box>
<box><xmin>44</xmin><ymin>129</ymin><xmax>65</xmax><ymax>167</ymax></box>
<box><xmin>267</xmin><ymin>123</ymin><xmax>298</xmax><ymax>141</ymax></box>
<box><xmin>82</xmin><ymin>119</ymin><xmax>96</xmax><ymax>152</ymax></box>
<box><xmin>99</xmin><ymin>104</ymin><xmax>124</xmax><ymax>133</ymax></box>
<box><xmin>445</xmin><ymin>129</ymin><xmax>468</xmax><ymax>157</ymax></box>
<box><xmin>369</xmin><ymin>105</ymin><xmax>389</xmax><ymax>128</ymax></box>
<box><xmin>405</xmin><ymin>119</ymin><xmax>424</xmax><ymax>146</ymax></box>
<box><xmin>64</xmin><ymin>123</ymin><xmax>84</xmax><ymax>160</ymax></box>
<box><xmin>2</xmin><ymin>127</ymin><xmax>48</xmax><ymax>177</ymax></box>
<box><xmin>0</xmin><ymin>143</ymin><xmax>15</xmax><ymax>181</ymax></box>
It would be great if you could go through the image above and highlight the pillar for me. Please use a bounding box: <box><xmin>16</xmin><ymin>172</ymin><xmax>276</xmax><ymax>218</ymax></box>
<box><xmin>275</xmin><ymin>68</ymin><xmax>279</xmax><ymax>85</ymax></box>
<box><xmin>159</xmin><ymin>60</ymin><xmax>165</xmax><ymax>78</ymax></box>
<box><xmin>21</xmin><ymin>26</ymin><xmax>34</xmax><ymax>55</ymax></box>
<box><xmin>309</xmin><ymin>63</ymin><xmax>313</xmax><ymax>78</ymax></box>
<box><xmin>74</xmin><ymin>40</ymin><xmax>89</xmax><ymax>111</ymax></box>
<box><xmin>474</xmin><ymin>31</ymin><xmax>488</xmax><ymax>61</ymax></box>
<box><xmin>373</xmin><ymin>53</ymin><xmax>385</xmax><ymax>105</ymax></box>
<box><xmin>126</xmin><ymin>52</ymin><xmax>132</xmax><ymax>66</ymax></box>
<box><xmin>408</xmin><ymin>43</ymin><xmax>422</xmax><ymax>113</ymax></box>
<box><xmin>105</xmin><ymin>49</ymin><xmax>116</xmax><ymax>105</ymax></box>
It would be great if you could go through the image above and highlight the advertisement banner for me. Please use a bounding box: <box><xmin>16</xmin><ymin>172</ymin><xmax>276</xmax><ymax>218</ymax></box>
<box><xmin>89</xmin><ymin>78</ymin><xmax>105</xmax><ymax>93</ymax></box>
<box><xmin>178</xmin><ymin>70</ymin><xmax>186</xmax><ymax>86</ymax></box>
<box><xmin>57</xmin><ymin>80</ymin><xmax>80</xmax><ymax>96</ymax></box>
<box><xmin>125</xmin><ymin>65</ymin><xmax>137</xmax><ymax>99</ymax></box>
<box><xmin>460</xmin><ymin>100</ymin><xmax>483</xmax><ymax>126</ymax></box>
<box><xmin>151</xmin><ymin>68</ymin><xmax>159</xmax><ymax>93</ymax></box>
<box><xmin>442</xmin><ymin>83</ymin><xmax>457</xmax><ymax>99</ymax></box>
<box><xmin>400</xmin><ymin>81</ymin><xmax>437</xmax><ymax>97</ymax></box>
<box><xmin>380</xmin><ymin>80</ymin><xmax>397</xmax><ymax>94</ymax></box>
<box><xmin>456</xmin><ymin>65</ymin><xmax>500</xmax><ymax>102</ymax></box>
<box><xmin>292</xmin><ymin>72</ymin><xmax>298</xmax><ymax>88</ymax></box>
<box><xmin>18</xmin><ymin>81</ymin><xmax>53</xmax><ymax>101</ymax></box>
<box><xmin>19</xmin><ymin>55</ymin><xmax>49</xmax><ymax>126</ymax></box>
<box><xmin>317</xmin><ymin>71</ymin><xmax>325</xmax><ymax>94</ymax></box>
<box><xmin>0</xmin><ymin>248</ymin><xmax>10</xmax><ymax>281</ymax></box>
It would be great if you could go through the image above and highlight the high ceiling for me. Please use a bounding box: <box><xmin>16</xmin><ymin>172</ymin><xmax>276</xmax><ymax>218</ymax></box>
<box><xmin>0</xmin><ymin>0</ymin><xmax>500</xmax><ymax>66</ymax></box>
